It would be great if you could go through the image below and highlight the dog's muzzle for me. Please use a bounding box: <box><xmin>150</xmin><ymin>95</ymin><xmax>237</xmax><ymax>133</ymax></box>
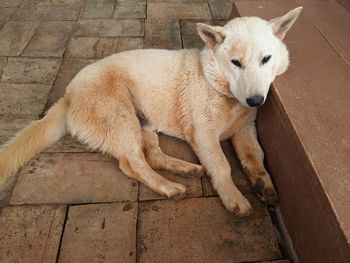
<box><xmin>246</xmin><ymin>95</ymin><xmax>265</xmax><ymax>107</ymax></box>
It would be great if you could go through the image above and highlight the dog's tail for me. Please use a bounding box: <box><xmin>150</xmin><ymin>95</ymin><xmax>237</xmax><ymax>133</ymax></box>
<box><xmin>0</xmin><ymin>97</ymin><xmax>69</xmax><ymax>192</ymax></box>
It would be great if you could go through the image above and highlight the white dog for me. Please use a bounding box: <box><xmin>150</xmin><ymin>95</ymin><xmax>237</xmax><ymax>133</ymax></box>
<box><xmin>0</xmin><ymin>7</ymin><xmax>302</xmax><ymax>215</ymax></box>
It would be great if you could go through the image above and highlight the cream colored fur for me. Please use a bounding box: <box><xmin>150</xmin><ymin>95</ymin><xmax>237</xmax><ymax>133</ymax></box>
<box><xmin>0</xmin><ymin>7</ymin><xmax>302</xmax><ymax>215</ymax></box>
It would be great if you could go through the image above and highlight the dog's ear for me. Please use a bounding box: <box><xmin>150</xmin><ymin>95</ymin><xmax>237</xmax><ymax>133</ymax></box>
<box><xmin>269</xmin><ymin>7</ymin><xmax>303</xmax><ymax>39</ymax></box>
<box><xmin>197</xmin><ymin>23</ymin><xmax>226</xmax><ymax>48</ymax></box>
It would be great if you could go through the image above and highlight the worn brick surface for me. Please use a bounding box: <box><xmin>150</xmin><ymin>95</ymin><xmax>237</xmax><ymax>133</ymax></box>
<box><xmin>259</xmin><ymin>260</ymin><xmax>290</xmax><ymax>263</ymax></box>
<box><xmin>80</xmin><ymin>0</ymin><xmax>115</xmax><ymax>19</ymax></box>
<box><xmin>66</xmin><ymin>37</ymin><xmax>143</xmax><ymax>59</ymax></box>
<box><xmin>0</xmin><ymin>21</ymin><xmax>39</xmax><ymax>56</ymax></box>
<box><xmin>0</xmin><ymin>0</ymin><xmax>22</xmax><ymax>8</ymax></box>
<box><xmin>58</xmin><ymin>202</ymin><xmax>137</xmax><ymax>263</ymax></box>
<box><xmin>180</xmin><ymin>19</ymin><xmax>212</xmax><ymax>49</ymax></box>
<box><xmin>114</xmin><ymin>0</ymin><xmax>146</xmax><ymax>19</ymax></box>
<box><xmin>138</xmin><ymin>196</ymin><xmax>281</xmax><ymax>263</ymax></box>
<box><xmin>0</xmin><ymin>57</ymin><xmax>7</xmax><ymax>76</ymax></box>
<box><xmin>0</xmin><ymin>116</ymin><xmax>37</xmax><ymax>145</ymax></box>
<box><xmin>208</xmin><ymin>0</ymin><xmax>234</xmax><ymax>20</ymax></box>
<box><xmin>148</xmin><ymin>3</ymin><xmax>212</xmax><ymax>19</ymax></box>
<box><xmin>23</xmin><ymin>21</ymin><xmax>75</xmax><ymax>57</ymax></box>
<box><xmin>12</xmin><ymin>0</ymin><xmax>82</xmax><ymax>21</ymax></box>
<box><xmin>45</xmin><ymin>135</ymin><xmax>93</xmax><ymax>153</ymax></box>
<box><xmin>10</xmin><ymin>153</ymin><xmax>138</xmax><ymax>204</ymax></box>
<box><xmin>213</xmin><ymin>19</ymin><xmax>228</xmax><ymax>26</ymax></box>
<box><xmin>27</xmin><ymin>0</ymin><xmax>83</xmax><ymax>5</ymax></box>
<box><xmin>144</xmin><ymin>19</ymin><xmax>182</xmax><ymax>49</ymax></box>
<box><xmin>202</xmin><ymin>140</ymin><xmax>252</xmax><ymax>196</ymax></box>
<box><xmin>0</xmin><ymin>8</ymin><xmax>16</xmax><ymax>27</ymax></box>
<box><xmin>0</xmin><ymin>205</ymin><xmax>66</xmax><ymax>263</ymax></box>
<box><xmin>46</xmin><ymin>59</ymin><xmax>93</xmax><ymax>108</ymax></box>
<box><xmin>75</xmin><ymin>19</ymin><xmax>144</xmax><ymax>37</ymax></box>
<box><xmin>148</xmin><ymin>0</ymin><xmax>207</xmax><ymax>2</ymax></box>
<box><xmin>158</xmin><ymin>134</ymin><xmax>198</xmax><ymax>163</ymax></box>
<box><xmin>0</xmin><ymin>83</ymin><xmax>52</xmax><ymax>116</ymax></box>
<box><xmin>1</xmin><ymin>57</ymin><xmax>61</xmax><ymax>84</ymax></box>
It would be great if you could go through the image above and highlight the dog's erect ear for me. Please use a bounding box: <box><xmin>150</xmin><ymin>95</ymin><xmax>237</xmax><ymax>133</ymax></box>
<box><xmin>197</xmin><ymin>23</ymin><xmax>226</xmax><ymax>48</ymax></box>
<box><xmin>269</xmin><ymin>7</ymin><xmax>303</xmax><ymax>39</ymax></box>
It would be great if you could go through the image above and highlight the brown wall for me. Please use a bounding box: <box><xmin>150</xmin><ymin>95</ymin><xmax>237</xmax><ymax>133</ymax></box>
<box><xmin>256</xmin><ymin>88</ymin><xmax>350</xmax><ymax>263</ymax></box>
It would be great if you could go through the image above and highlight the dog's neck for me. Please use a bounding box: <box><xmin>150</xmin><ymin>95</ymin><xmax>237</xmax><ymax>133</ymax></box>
<box><xmin>200</xmin><ymin>48</ymin><xmax>233</xmax><ymax>98</ymax></box>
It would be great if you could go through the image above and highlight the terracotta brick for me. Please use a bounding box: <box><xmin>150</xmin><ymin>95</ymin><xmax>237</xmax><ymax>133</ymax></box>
<box><xmin>0</xmin><ymin>21</ymin><xmax>39</xmax><ymax>56</ymax></box>
<box><xmin>46</xmin><ymin>59</ymin><xmax>93</xmax><ymax>109</ymax></box>
<box><xmin>158</xmin><ymin>133</ymin><xmax>198</xmax><ymax>163</ymax></box>
<box><xmin>144</xmin><ymin>19</ymin><xmax>182</xmax><ymax>49</ymax></box>
<box><xmin>1</xmin><ymin>57</ymin><xmax>61</xmax><ymax>84</ymax></box>
<box><xmin>0</xmin><ymin>83</ymin><xmax>52</xmax><ymax>116</ymax></box>
<box><xmin>148</xmin><ymin>3</ymin><xmax>212</xmax><ymax>19</ymax></box>
<box><xmin>0</xmin><ymin>116</ymin><xmax>37</xmax><ymax>145</ymax></box>
<box><xmin>208</xmin><ymin>0</ymin><xmax>234</xmax><ymax>20</ymax></box>
<box><xmin>0</xmin><ymin>0</ymin><xmax>22</xmax><ymax>8</ymax></box>
<box><xmin>0</xmin><ymin>205</ymin><xmax>66</xmax><ymax>263</ymax></box>
<box><xmin>75</xmin><ymin>19</ymin><xmax>144</xmax><ymax>37</ymax></box>
<box><xmin>180</xmin><ymin>20</ymin><xmax>212</xmax><ymax>49</ymax></box>
<box><xmin>138</xmin><ymin>196</ymin><xmax>281</xmax><ymax>262</ymax></box>
<box><xmin>66</xmin><ymin>37</ymin><xmax>143</xmax><ymax>59</ymax></box>
<box><xmin>0</xmin><ymin>57</ymin><xmax>7</xmax><ymax>76</ymax></box>
<box><xmin>22</xmin><ymin>0</ymin><xmax>82</xmax><ymax>6</ymax></box>
<box><xmin>213</xmin><ymin>19</ymin><xmax>228</xmax><ymax>26</ymax></box>
<box><xmin>114</xmin><ymin>1</ymin><xmax>146</xmax><ymax>19</ymax></box>
<box><xmin>148</xmin><ymin>0</ymin><xmax>206</xmax><ymax>2</ymax></box>
<box><xmin>202</xmin><ymin>140</ymin><xmax>252</xmax><ymax>196</ymax></box>
<box><xmin>116</xmin><ymin>0</ymin><xmax>144</xmax><ymax>2</ymax></box>
<box><xmin>45</xmin><ymin>135</ymin><xmax>93</xmax><ymax>153</ymax></box>
<box><xmin>259</xmin><ymin>260</ymin><xmax>290</xmax><ymax>263</ymax></box>
<box><xmin>0</xmin><ymin>8</ymin><xmax>17</xmax><ymax>27</ymax></box>
<box><xmin>10</xmin><ymin>153</ymin><xmax>138</xmax><ymax>204</ymax></box>
<box><xmin>80</xmin><ymin>0</ymin><xmax>115</xmax><ymax>19</ymax></box>
<box><xmin>23</xmin><ymin>21</ymin><xmax>75</xmax><ymax>57</ymax></box>
<box><xmin>58</xmin><ymin>202</ymin><xmax>137</xmax><ymax>263</ymax></box>
<box><xmin>12</xmin><ymin>1</ymin><xmax>82</xmax><ymax>21</ymax></box>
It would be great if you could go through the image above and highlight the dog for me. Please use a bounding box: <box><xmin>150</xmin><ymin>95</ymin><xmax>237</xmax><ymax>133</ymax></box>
<box><xmin>0</xmin><ymin>7</ymin><xmax>302</xmax><ymax>216</ymax></box>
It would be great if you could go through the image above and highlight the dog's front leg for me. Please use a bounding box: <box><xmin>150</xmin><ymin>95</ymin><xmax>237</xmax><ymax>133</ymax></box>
<box><xmin>190</xmin><ymin>131</ymin><xmax>252</xmax><ymax>216</ymax></box>
<box><xmin>231</xmin><ymin>122</ymin><xmax>278</xmax><ymax>204</ymax></box>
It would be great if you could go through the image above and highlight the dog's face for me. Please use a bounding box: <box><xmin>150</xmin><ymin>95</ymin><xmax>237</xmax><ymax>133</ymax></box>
<box><xmin>198</xmin><ymin>7</ymin><xmax>302</xmax><ymax>107</ymax></box>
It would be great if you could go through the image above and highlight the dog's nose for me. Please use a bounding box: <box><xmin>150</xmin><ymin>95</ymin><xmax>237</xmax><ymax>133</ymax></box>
<box><xmin>246</xmin><ymin>95</ymin><xmax>265</xmax><ymax>107</ymax></box>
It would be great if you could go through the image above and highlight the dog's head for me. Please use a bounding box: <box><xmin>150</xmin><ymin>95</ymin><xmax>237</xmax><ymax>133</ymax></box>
<box><xmin>198</xmin><ymin>7</ymin><xmax>302</xmax><ymax>107</ymax></box>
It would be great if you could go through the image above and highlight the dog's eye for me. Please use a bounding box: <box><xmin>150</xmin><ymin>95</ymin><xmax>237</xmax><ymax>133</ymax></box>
<box><xmin>231</xmin><ymin>59</ymin><xmax>242</xmax><ymax>68</ymax></box>
<box><xmin>262</xmin><ymin>55</ymin><xmax>271</xmax><ymax>65</ymax></box>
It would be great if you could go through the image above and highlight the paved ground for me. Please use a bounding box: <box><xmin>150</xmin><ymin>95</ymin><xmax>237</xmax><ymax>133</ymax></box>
<box><xmin>0</xmin><ymin>1</ymin><xmax>290</xmax><ymax>262</ymax></box>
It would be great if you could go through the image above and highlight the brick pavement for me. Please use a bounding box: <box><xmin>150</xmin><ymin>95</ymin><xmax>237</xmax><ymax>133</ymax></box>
<box><xmin>0</xmin><ymin>1</ymin><xmax>290</xmax><ymax>262</ymax></box>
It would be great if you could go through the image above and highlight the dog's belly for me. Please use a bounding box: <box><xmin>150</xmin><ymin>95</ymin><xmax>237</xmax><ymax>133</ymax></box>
<box><xmin>156</xmin><ymin>127</ymin><xmax>185</xmax><ymax>140</ymax></box>
<box><xmin>142</xmin><ymin>118</ymin><xmax>186</xmax><ymax>140</ymax></box>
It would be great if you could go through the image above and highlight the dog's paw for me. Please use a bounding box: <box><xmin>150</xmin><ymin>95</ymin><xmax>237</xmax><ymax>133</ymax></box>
<box><xmin>224</xmin><ymin>192</ymin><xmax>252</xmax><ymax>217</ymax></box>
<box><xmin>254</xmin><ymin>177</ymin><xmax>278</xmax><ymax>205</ymax></box>
<box><xmin>162</xmin><ymin>182</ymin><xmax>187</xmax><ymax>200</ymax></box>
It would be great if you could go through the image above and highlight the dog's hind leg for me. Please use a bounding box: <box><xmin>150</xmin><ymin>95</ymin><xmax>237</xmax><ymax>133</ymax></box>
<box><xmin>67</xmin><ymin>82</ymin><xmax>187</xmax><ymax>199</ymax></box>
<box><xmin>142</xmin><ymin>129</ymin><xmax>205</xmax><ymax>177</ymax></box>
